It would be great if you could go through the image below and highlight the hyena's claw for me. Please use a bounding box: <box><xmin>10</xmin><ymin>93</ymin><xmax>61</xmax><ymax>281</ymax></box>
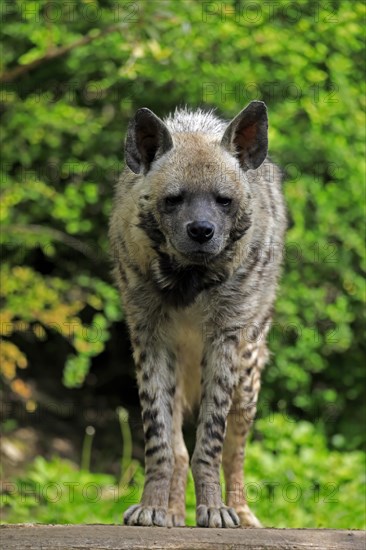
<box><xmin>237</xmin><ymin>505</ymin><xmax>262</xmax><ymax>528</ymax></box>
<box><xmin>123</xmin><ymin>504</ymin><xmax>139</xmax><ymax>524</ymax></box>
<box><xmin>196</xmin><ymin>504</ymin><xmax>240</xmax><ymax>528</ymax></box>
<box><xmin>123</xmin><ymin>505</ymin><xmax>167</xmax><ymax>526</ymax></box>
<box><xmin>166</xmin><ymin>511</ymin><xmax>186</xmax><ymax>527</ymax></box>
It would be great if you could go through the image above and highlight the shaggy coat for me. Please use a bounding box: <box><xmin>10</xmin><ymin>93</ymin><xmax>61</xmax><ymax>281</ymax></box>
<box><xmin>109</xmin><ymin>102</ymin><xmax>286</xmax><ymax>528</ymax></box>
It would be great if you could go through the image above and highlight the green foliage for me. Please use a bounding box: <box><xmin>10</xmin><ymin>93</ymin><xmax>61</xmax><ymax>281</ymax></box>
<box><xmin>1</xmin><ymin>455</ymin><xmax>144</xmax><ymax>524</ymax></box>
<box><xmin>244</xmin><ymin>415</ymin><xmax>366</xmax><ymax>528</ymax></box>
<box><xmin>2</xmin><ymin>415</ymin><xmax>364</xmax><ymax>528</ymax></box>
<box><xmin>0</xmin><ymin>0</ymin><xmax>364</xmax><ymax>461</ymax></box>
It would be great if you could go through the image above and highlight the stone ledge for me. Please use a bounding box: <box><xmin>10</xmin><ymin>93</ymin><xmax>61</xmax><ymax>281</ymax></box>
<box><xmin>1</xmin><ymin>524</ymin><xmax>365</xmax><ymax>550</ymax></box>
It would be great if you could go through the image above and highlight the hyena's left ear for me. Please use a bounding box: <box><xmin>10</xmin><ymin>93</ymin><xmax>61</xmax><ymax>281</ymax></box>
<box><xmin>221</xmin><ymin>101</ymin><xmax>268</xmax><ymax>170</ymax></box>
<box><xmin>125</xmin><ymin>108</ymin><xmax>173</xmax><ymax>174</ymax></box>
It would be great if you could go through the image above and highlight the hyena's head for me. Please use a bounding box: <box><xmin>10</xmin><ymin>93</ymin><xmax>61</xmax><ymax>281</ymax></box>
<box><xmin>125</xmin><ymin>102</ymin><xmax>268</xmax><ymax>264</ymax></box>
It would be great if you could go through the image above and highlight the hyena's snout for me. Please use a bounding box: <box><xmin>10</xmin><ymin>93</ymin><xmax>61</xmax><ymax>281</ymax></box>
<box><xmin>186</xmin><ymin>220</ymin><xmax>215</xmax><ymax>244</ymax></box>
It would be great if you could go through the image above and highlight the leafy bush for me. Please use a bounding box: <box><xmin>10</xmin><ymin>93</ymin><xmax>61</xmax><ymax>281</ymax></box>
<box><xmin>244</xmin><ymin>415</ymin><xmax>366</xmax><ymax>528</ymax></box>
<box><xmin>0</xmin><ymin>1</ymin><xmax>364</xmax><ymax>453</ymax></box>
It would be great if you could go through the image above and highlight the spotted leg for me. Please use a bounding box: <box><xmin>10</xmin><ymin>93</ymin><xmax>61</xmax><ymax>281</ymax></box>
<box><xmin>123</xmin><ymin>317</ymin><xmax>176</xmax><ymax>527</ymax></box>
<box><xmin>167</xmin><ymin>384</ymin><xmax>189</xmax><ymax>527</ymax></box>
<box><xmin>191</xmin><ymin>336</ymin><xmax>241</xmax><ymax>528</ymax></box>
<box><xmin>222</xmin><ymin>343</ymin><xmax>266</xmax><ymax>527</ymax></box>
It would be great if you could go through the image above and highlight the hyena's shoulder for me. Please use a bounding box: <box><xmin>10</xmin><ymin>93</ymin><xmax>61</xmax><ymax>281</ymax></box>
<box><xmin>251</xmin><ymin>157</ymin><xmax>286</xmax><ymax>231</ymax></box>
<box><xmin>109</xmin><ymin>169</ymin><xmax>155</xmax><ymax>287</ymax></box>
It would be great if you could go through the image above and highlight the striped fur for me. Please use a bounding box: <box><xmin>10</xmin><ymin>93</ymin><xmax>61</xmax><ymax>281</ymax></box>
<box><xmin>109</xmin><ymin>102</ymin><xmax>286</xmax><ymax>528</ymax></box>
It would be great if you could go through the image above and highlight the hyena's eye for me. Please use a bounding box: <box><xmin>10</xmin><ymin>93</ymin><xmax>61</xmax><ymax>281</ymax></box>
<box><xmin>165</xmin><ymin>194</ymin><xmax>184</xmax><ymax>207</ymax></box>
<box><xmin>216</xmin><ymin>196</ymin><xmax>232</xmax><ymax>207</ymax></box>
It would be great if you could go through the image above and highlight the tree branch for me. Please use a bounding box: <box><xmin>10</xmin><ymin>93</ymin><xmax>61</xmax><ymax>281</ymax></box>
<box><xmin>0</xmin><ymin>23</ymin><xmax>123</xmax><ymax>83</ymax></box>
<box><xmin>5</xmin><ymin>224</ymin><xmax>104</xmax><ymax>260</ymax></box>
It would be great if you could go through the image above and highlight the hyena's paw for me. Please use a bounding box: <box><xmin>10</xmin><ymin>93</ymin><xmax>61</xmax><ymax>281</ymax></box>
<box><xmin>236</xmin><ymin>504</ymin><xmax>262</xmax><ymax>528</ymax></box>
<box><xmin>123</xmin><ymin>504</ymin><xmax>167</xmax><ymax>526</ymax></box>
<box><xmin>196</xmin><ymin>504</ymin><xmax>240</xmax><ymax>528</ymax></box>
<box><xmin>166</xmin><ymin>510</ymin><xmax>186</xmax><ymax>527</ymax></box>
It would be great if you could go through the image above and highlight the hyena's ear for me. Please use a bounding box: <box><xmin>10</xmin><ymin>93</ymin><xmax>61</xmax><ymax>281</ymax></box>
<box><xmin>125</xmin><ymin>108</ymin><xmax>173</xmax><ymax>174</ymax></box>
<box><xmin>221</xmin><ymin>101</ymin><xmax>268</xmax><ymax>170</ymax></box>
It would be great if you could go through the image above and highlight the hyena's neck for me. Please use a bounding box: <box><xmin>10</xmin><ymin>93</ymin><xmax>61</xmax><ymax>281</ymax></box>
<box><xmin>149</xmin><ymin>250</ymin><xmax>231</xmax><ymax>309</ymax></box>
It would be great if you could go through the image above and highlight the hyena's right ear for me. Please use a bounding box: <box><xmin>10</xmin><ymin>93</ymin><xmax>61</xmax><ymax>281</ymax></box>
<box><xmin>125</xmin><ymin>108</ymin><xmax>173</xmax><ymax>174</ymax></box>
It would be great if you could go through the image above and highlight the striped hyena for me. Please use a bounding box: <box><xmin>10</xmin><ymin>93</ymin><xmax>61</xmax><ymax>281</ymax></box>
<box><xmin>109</xmin><ymin>101</ymin><xmax>286</xmax><ymax>528</ymax></box>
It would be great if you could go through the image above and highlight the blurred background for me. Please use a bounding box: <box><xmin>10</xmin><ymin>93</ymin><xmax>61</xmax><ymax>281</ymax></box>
<box><xmin>0</xmin><ymin>0</ymin><xmax>365</xmax><ymax>528</ymax></box>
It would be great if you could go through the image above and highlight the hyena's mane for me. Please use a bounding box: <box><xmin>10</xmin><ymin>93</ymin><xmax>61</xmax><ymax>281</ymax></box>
<box><xmin>164</xmin><ymin>107</ymin><xmax>227</xmax><ymax>137</ymax></box>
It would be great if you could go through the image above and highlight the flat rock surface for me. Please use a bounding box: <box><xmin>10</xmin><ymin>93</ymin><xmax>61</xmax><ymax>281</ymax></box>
<box><xmin>1</xmin><ymin>524</ymin><xmax>365</xmax><ymax>550</ymax></box>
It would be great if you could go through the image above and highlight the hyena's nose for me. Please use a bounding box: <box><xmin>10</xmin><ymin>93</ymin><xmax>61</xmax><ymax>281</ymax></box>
<box><xmin>187</xmin><ymin>221</ymin><xmax>215</xmax><ymax>244</ymax></box>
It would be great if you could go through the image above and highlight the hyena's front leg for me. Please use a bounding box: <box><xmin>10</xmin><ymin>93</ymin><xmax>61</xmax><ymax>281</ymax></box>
<box><xmin>123</xmin><ymin>322</ymin><xmax>176</xmax><ymax>527</ymax></box>
<box><xmin>191</xmin><ymin>338</ymin><xmax>240</xmax><ymax>528</ymax></box>
<box><xmin>223</xmin><ymin>343</ymin><xmax>266</xmax><ymax>528</ymax></box>
<box><xmin>167</xmin><ymin>384</ymin><xmax>189</xmax><ymax>527</ymax></box>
